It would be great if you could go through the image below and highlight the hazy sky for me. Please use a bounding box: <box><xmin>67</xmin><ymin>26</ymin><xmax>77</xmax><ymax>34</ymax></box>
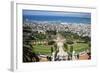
<box><xmin>23</xmin><ymin>10</ymin><xmax>91</xmax><ymax>18</ymax></box>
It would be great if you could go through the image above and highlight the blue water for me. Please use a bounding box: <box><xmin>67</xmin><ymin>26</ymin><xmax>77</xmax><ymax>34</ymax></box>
<box><xmin>23</xmin><ymin>15</ymin><xmax>91</xmax><ymax>24</ymax></box>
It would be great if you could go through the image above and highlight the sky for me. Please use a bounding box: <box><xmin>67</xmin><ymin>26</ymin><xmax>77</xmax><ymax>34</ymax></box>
<box><xmin>23</xmin><ymin>10</ymin><xmax>91</xmax><ymax>18</ymax></box>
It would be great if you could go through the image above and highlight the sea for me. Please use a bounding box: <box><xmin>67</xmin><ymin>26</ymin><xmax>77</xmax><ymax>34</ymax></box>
<box><xmin>23</xmin><ymin>15</ymin><xmax>91</xmax><ymax>24</ymax></box>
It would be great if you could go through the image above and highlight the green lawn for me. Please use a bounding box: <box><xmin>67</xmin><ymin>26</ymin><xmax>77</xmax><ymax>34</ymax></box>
<box><xmin>68</xmin><ymin>43</ymin><xmax>89</xmax><ymax>53</ymax></box>
<box><xmin>32</xmin><ymin>44</ymin><xmax>51</xmax><ymax>55</ymax></box>
<box><xmin>32</xmin><ymin>43</ymin><xmax>89</xmax><ymax>55</ymax></box>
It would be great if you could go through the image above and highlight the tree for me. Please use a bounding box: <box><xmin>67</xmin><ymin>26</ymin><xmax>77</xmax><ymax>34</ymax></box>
<box><xmin>70</xmin><ymin>46</ymin><xmax>73</xmax><ymax>53</ymax></box>
<box><xmin>69</xmin><ymin>45</ymin><xmax>73</xmax><ymax>60</ymax></box>
<box><xmin>64</xmin><ymin>43</ymin><xmax>68</xmax><ymax>51</ymax></box>
<box><xmin>54</xmin><ymin>44</ymin><xmax>57</xmax><ymax>51</ymax></box>
<box><xmin>81</xmin><ymin>36</ymin><xmax>91</xmax><ymax>43</ymax></box>
<box><xmin>67</xmin><ymin>41</ymin><xmax>74</xmax><ymax>44</ymax></box>
<box><xmin>48</xmin><ymin>41</ymin><xmax>55</xmax><ymax>45</ymax></box>
<box><xmin>23</xmin><ymin>44</ymin><xmax>39</xmax><ymax>62</ymax></box>
<box><xmin>23</xmin><ymin>25</ymin><xmax>40</xmax><ymax>62</ymax></box>
<box><xmin>51</xmin><ymin>47</ymin><xmax>54</xmax><ymax>54</ymax></box>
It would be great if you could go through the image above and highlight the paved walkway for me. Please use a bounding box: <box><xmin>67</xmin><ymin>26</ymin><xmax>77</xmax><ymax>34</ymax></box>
<box><xmin>79</xmin><ymin>54</ymin><xmax>89</xmax><ymax>60</ymax></box>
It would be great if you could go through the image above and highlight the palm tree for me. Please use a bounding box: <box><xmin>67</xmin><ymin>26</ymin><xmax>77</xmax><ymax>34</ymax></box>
<box><xmin>23</xmin><ymin>25</ymin><xmax>39</xmax><ymax>62</ymax></box>
<box><xmin>64</xmin><ymin>43</ymin><xmax>68</xmax><ymax>52</ymax></box>
<box><xmin>69</xmin><ymin>45</ymin><xmax>73</xmax><ymax>60</ymax></box>
<box><xmin>23</xmin><ymin>44</ymin><xmax>40</xmax><ymax>62</ymax></box>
